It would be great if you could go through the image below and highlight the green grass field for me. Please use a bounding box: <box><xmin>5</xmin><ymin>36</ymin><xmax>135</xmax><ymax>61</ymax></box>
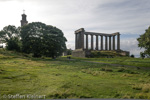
<box><xmin>0</xmin><ymin>49</ymin><xmax>150</xmax><ymax>99</ymax></box>
<box><xmin>72</xmin><ymin>56</ymin><xmax>150</xmax><ymax>67</ymax></box>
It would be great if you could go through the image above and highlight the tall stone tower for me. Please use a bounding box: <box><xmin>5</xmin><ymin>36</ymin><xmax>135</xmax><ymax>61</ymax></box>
<box><xmin>20</xmin><ymin>10</ymin><xmax>28</xmax><ymax>26</ymax></box>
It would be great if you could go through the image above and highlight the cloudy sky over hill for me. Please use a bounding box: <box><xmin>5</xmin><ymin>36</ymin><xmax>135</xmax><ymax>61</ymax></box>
<box><xmin>0</xmin><ymin>0</ymin><xmax>150</xmax><ymax>56</ymax></box>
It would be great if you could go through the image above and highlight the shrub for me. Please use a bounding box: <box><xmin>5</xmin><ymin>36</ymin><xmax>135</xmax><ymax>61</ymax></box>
<box><xmin>130</xmin><ymin>54</ymin><xmax>134</xmax><ymax>58</ymax></box>
<box><xmin>142</xmin><ymin>84</ymin><xmax>150</xmax><ymax>93</ymax></box>
<box><xmin>132</xmin><ymin>85</ymin><xmax>142</xmax><ymax>90</ymax></box>
<box><xmin>100</xmin><ymin>68</ymin><xmax>105</xmax><ymax>71</ymax></box>
<box><xmin>105</xmin><ymin>68</ymin><xmax>113</xmax><ymax>72</ymax></box>
<box><xmin>100</xmin><ymin>68</ymin><xmax>113</xmax><ymax>72</ymax></box>
<box><xmin>117</xmin><ymin>68</ymin><xmax>125</xmax><ymax>72</ymax></box>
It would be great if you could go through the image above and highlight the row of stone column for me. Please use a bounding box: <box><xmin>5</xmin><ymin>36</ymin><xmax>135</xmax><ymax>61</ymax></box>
<box><xmin>85</xmin><ymin>34</ymin><xmax>120</xmax><ymax>50</ymax></box>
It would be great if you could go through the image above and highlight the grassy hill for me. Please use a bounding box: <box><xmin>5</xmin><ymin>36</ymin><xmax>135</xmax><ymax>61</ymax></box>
<box><xmin>0</xmin><ymin>49</ymin><xmax>150</xmax><ymax>99</ymax></box>
<box><xmin>72</xmin><ymin>56</ymin><xmax>150</xmax><ymax>68</ymax></box>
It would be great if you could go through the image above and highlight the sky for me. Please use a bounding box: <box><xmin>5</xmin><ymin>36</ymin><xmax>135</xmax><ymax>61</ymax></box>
<box><xmin>0</xmin><ymin>0</ymin><xmax>150</xmax><ymax>56</ymax></box>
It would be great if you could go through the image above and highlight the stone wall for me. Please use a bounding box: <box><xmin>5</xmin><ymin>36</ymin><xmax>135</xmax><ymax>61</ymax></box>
<box><xmin>72</xmin><ymin>49</ymin><xmax>86</xmax><ymax>58</ymax></box>
<box><xmin>72</xmin><ymin>49</ymin><xmax>130</xmax><ymax>58</ymax></box>
<box><xmin>119</xmin><ymin>51</ymin><xmax>130</xmax><ymax>56</ymax></box>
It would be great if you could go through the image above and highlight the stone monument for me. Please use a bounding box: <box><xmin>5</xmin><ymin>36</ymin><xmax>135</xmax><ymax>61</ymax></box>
<box><xmin>72</xmin><ymin>28</ymin><xmax>129</xmax><ymax>57</ymax></box>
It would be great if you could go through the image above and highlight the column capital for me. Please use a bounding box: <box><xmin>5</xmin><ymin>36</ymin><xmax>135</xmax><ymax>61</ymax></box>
<box><xmin>75</xmin><ymin>28</ymin><xmax>85</xmax><ymax>33</ymax></box>
<box><xmin>117</xmin><ymin>32</ymin><xmax>120</xmax><ymax>35</ymax></box>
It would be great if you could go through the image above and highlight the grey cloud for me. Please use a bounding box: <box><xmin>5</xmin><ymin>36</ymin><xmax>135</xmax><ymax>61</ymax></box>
<box><xmin>0</xmin><ymin>0</ymin><xmax>149</xmax><ymax>56</ymax></box>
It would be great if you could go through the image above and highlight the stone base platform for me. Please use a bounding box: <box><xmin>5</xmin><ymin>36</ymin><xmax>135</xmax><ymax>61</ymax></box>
<box><xmin>72</xmin><ymin>49</ymin><xmax>130</xmax><ymax>58</ymax></box>
<box><xmin>72</xmin><ymin>49</ymin><xmax>91</xmax><ymax>58</ymax></box>
<box><xmin>116</xmin><ymin>50</ymin><xmax>130</xmax><ymax>56</ymax></box>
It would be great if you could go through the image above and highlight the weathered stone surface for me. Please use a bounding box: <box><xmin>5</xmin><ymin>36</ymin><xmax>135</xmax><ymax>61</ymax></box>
<box><xmin>72</xmin><ymin>49</ymin><xmax>92</xmax><ymax>58</ymax></box>
<box><xmin>72</xmin><ymin>28</ymin><xmax>130</xmax><ymax>57</ymax></box>
<box><xmin>72</xmin><ymin>49</ymin><xmax>86</xmax><ymax>58</ymax></box>
<box><xmin>117</xmin><ymin>50</ymin><xmax>130</xmax><ymax>56</ymax></box>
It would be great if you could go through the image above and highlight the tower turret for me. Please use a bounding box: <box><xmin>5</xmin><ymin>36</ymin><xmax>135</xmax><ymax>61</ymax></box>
<box><xmin>20</xmin><ymin>10</ymin><xmax>28</xmax><ymax>26</ymax></box>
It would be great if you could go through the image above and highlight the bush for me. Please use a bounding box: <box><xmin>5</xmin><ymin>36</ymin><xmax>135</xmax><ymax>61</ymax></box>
<box><xmin>100</xmin><ymin>68</ymin><xmax>113</xmax><ymax>72</ymax></box>
<box><xmin>105</xmin><ymin>68</ymin><xmax>113</xmax><ymax>72</ymax></box>
<box><xmin>117</xmin><ymin>68</ymin><xmax>125</xmax><ymax>72</ymax></box>
<box><xmin>130</xmin><ymin>54</ymin><xmax>134</xmax><ymax>58</ymax></box>
<box><xmin>100</xmin><ymin>68</ymin><xmax>105</xmax><ymax>71</ymax></box>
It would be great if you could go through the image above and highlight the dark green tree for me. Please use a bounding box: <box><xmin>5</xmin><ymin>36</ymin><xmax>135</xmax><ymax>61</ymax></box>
<box><xmin>140</xmin><ymin>52</ymin><xmax>145</xmax><ymax>59</ymax></box>
<box><xmin>21</xmin><ymin>22</ymin><xmax>67</xmax><ymax>58</ymax></box>
<box><xmin>0</xmin><ymin>25</ymin><xmax>21</xmax><ymax>51</ymax></box>
<box><xmin>21</xmin><ymin>22</ymin><xmax>45</xmax><ymax>57</ymax></box>
<box><xmin>130</xmin><ymin>54</ymin><xmax>134</xmax><ymax>58</ymax></box>
<box><xmin>42</xmin><ymin>25</ymin><xmax>67</xmax><ymax>58</ymax></box>
<box><xmin>137</xmin><ymin>26</ymin><xmax>150</xmax><ymax>56</ymax></box>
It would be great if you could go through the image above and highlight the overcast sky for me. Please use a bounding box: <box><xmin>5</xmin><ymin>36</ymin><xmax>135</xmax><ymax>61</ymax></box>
<box><xmin>0</xmin><ymin>0</ymin><xmax>150</xmax><ymax>56</ymax></box>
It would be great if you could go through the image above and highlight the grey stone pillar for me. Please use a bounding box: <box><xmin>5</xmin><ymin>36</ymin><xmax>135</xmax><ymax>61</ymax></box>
<box><xmin>117</xmin><ymin>33</ymin><xmax>120</xmax><ymax>50</ymax></box>
<box><xmin>75</xmin><ymin>33</ymin><xmax>77</xmax><ymax>49</ymax></box>
<box><xmin>91</xmin><ymin>35</ymin><xmax>93</xmax><ymax>50</ymax></box>
<box><xmin>113</xmin><ymin>35</ymin><xmax>115</xmax><ymax>50</ymax></box>
<box><xmin>109</xmin><ymin>36</ymin><xmax>111</xmax><ymax>50</ymax></box>
<box><xmin>86</xmin><ymin>34</ymin><xmax>88</xmax><ymax>50</ymax></box>
<box><xmin>78</xmin><ymin>33</ymin><xmax>81</xmax><ymax>49</ymax></box>
<box><xmin>81</xmin><ymin>32</ymin><xmax>84</xmax><ymax>49</ymax></box>
<box><xmin>101</xmin><ymin>35</ymin><xmax>103</xmax><ymax>50</ymax></box>
<box><xmin>74</xmin><ymin>28</ymin><xmax>85</xmax><ymax>50</ymax></box>
<box><xmin>96</xmin><ymin>35</ymin><xmax>98</xmax><ymax>50</ymax></box>
<box><xmin>105</xmin><ymin>36</ymin><xmax>108</xmax><ymax>50</ymax></box>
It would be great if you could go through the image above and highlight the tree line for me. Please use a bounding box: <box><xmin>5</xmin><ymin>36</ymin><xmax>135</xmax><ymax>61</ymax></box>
<box><xmin>0</xmin><ymin>22</ymin><xmax>67</xmax><ymax>58</ymax></box>
<box><xmin>0</xmin><ymin>21</ymin><xmax>150</xmax><ymax>58</ymax></box>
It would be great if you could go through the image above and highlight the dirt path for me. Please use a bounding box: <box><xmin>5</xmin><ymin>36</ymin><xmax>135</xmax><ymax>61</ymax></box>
<box><xmin>80</xmin><ymin>60</ymin><xmax>150</xmax><ymax>70</ymax></box>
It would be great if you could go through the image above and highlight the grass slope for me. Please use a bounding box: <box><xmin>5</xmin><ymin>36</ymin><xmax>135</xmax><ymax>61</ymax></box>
<box><xmin>72</xmin><ymin>56</ymin><xmax>150</xmax><ymax>67</ymax></box>
<box><xmin>0</xmin><ymin>50</ymin><xmax>150</xmax><ymax>99</ymax></box>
